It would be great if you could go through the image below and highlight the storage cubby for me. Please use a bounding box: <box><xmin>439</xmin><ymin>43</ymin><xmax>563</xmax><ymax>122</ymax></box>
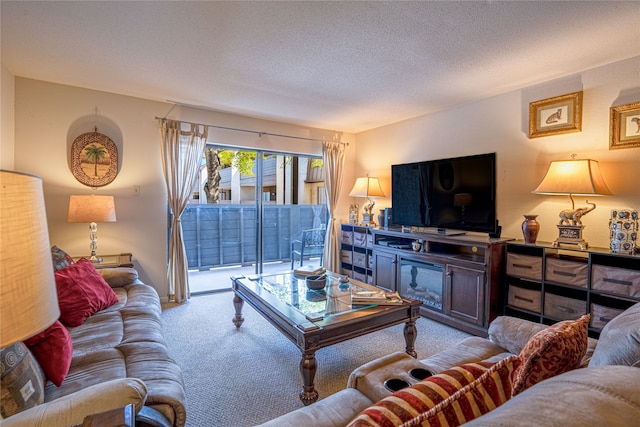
<box><xmin>340</xmin><ymin>224</ymin><xmax>374</xmax><ymax>284</ymax></box>
<box><xmin>505</xmin><ymin>241</ymin><xmax>640</xmax><ymax>337</ymax></box>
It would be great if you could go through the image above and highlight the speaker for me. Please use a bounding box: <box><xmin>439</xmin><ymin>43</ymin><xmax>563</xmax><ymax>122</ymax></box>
<box><xmin>489</xmin><ymin>220</ymin><xmax>502</xmax><ymax>239</ymax></box>
<box><xmin>384</xmin><ymin>208</ymin><xmax>392</xmax><ymax>229</ymax></box>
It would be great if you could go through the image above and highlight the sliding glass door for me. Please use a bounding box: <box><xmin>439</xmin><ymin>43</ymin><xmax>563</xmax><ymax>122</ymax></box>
<box><xmin>183</xmin><ymin>146</ymin><xmax>328</xmax><ymax>292</ymax></box>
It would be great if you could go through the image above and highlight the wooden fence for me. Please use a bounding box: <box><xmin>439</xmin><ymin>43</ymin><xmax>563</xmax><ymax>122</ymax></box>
<box><xmin>182</xmin><ymin>204</ymin><xmax>328</xmax><ymax>270</ymax></box>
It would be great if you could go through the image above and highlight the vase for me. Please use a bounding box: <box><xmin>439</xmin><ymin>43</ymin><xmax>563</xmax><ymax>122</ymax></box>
<box><xmin>522</xmin><ymin>215</ymin><xmax>540</xmax><ymax>244</ymax></box>
<box><xmin>609</xmin><ymin>209</ymin><xmax>638</xmax><ymax>254</ymax></box>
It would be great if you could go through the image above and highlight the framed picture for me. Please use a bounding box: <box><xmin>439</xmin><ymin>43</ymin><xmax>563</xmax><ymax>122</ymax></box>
<box><xmin>71</xmin><ymin>131</ymin><xmax>119</xmax><ymax>187</ymax></box>
<box><xmin>609</xmin><ymin>101</ymin><xmax>640</xmax><ymax>150</ymax></box>
<box><xmin>529</xmin><ymin>91</ymin><xmax>583</xmax><ymax>138</ymax></box>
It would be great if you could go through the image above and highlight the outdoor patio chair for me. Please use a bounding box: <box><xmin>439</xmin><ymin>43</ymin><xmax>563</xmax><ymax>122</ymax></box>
<box><xmin>291</xmin><ymin>228</ymin><xmax>325</xmax><ymax>269</ymax></box>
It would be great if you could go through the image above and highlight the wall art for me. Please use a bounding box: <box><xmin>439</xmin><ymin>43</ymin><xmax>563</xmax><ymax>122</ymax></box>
<box><xmin>71</xmin><ymin>129</ymin><xmax>118</xmax><ymax>187</ymax></box>
<box><xmin>529</xmin><ymin>91</ymin><xmax>583</xmax><ymax>138</ymax></box>
<box><xmin>609</xmin><ymin>101</ymin><xmax>640</xmax><ymax>150</ymax></box>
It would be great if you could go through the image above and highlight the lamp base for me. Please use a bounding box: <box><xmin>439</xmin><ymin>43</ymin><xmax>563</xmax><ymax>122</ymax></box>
<box><xmin>552</xmin><ymin>225</ymin><xmax>588</xmax><ymax>250</ymax></box>
<box><xmin>360</xmin><ymin>213</ymin><xmax>376</xmax><ymax>227</ymax></box>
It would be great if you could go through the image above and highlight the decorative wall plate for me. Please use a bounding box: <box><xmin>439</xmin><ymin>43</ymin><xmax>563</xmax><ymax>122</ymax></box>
<box><xmin>71</xmin><ymin>130</ymin><xmax>118</xmax><ymax>187</ymax></box>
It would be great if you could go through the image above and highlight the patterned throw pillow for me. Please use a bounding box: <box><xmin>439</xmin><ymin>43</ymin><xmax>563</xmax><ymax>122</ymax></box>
<box><xmin>512</xmin><ymin>314</ymin><xmax>590</xmax><ymax>396</ymax></box>
<box><xmin>401</xmin><ymin>356</ymin><xmax>521</xmax><ymax>427</ymax></box>
<box><xmin>0</xmin><ymin>342</ymin><xmax>45</xmax><ymax>418</ymax></box>
<box><xmin>54</xmin><ymin>258</ymin><xmax>119</xmax><ymax>327</ymax></box>
<box><xmin>51</xmin><ymin>245</ymin><xmax>74</xmax><ymax>271</ymax></box>
<box><xmin>348</xmin><ymin>361</ymin><xmax>499</xmax><ymax>427</ymax></box>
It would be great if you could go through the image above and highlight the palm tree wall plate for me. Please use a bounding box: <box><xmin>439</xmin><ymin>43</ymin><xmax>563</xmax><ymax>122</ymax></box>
<box><xmin>71</xmin><ymin>131</ymin><xmax>118</xmax><ymax>187</ymax></box>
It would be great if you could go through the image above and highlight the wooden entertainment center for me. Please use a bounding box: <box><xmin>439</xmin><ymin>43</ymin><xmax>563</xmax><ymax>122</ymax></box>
<box><xmin>341</xmin><ymin>224</ymin><xmax>509</xmax><ymax>336</ymax></box>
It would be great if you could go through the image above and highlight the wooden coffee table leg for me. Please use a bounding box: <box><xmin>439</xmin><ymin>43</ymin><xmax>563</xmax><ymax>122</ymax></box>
<box><xmin>299</xmin><ymin>351</ymin><xmax>319</xmax><ymax>405</ymax></box>
<box><xmin>232</xmin><ymin>294</ymin><xmax>245</xmax><ymax>328</ymax></box>
<box><xmin>404</xmin><ymin>319</ymin><xmax>417</xmax><ymax>358</ymax></box>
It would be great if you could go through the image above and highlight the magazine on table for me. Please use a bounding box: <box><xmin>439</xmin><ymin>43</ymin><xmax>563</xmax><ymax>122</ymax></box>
<box><xmin>350</xmin><ymin>285</ymin><xmax>404</xmax><ymax>305</ymax></box>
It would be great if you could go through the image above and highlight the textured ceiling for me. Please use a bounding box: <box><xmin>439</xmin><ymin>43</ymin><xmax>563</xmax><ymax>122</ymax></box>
<box><xmin>2</xmin><ymin>1</ymin><xmax>639</xmax><ymax>133</ymax></box>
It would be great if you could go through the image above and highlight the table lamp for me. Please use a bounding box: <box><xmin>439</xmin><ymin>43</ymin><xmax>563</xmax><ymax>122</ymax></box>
<box><xmin>1</xmin><ymin>170</ymin><xmax>60</xmax><ymax>347</ymax></box>
<box><xmin>349</xmin><ymin>175</ymin><xmax>385</xmax><ymax>227</ymax></box>
<box><xmin>67</xmin><ymin>195</ymin><xmax>117</xmax><ymax>262</ymax></box>
<box><xmin>532</xmin><ymin>156</ymin><xmax>612</xmax><ymax>249</ymax></box>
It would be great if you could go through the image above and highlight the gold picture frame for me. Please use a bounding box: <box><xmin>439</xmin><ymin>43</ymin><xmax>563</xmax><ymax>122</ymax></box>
<box><xmin>609</xmin><ymin>101</ymin><xmax>640</xmax><ymax>150</ymax></box>
<box><xmin>529</xmin><ymin>91</ymin><xmax>583</xmax><ymax>138</ymax></box>
<box><xmin>71</xmin><ymin>131</ymin><xmax>118</xmax><ymax>187</ymax></box>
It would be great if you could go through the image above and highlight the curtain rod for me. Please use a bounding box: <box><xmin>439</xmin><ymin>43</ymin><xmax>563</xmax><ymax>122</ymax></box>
<box><xmin>154</xmin><ymin>116</ymin><xmax>347</xmax><ymax>145</ymax></box>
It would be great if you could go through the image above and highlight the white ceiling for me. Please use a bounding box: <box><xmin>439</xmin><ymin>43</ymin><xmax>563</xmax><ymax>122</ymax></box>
<box><xmin>2</xmin><ymin>1</ymin><xmax>639</xmax><ymax>134</ymax></box>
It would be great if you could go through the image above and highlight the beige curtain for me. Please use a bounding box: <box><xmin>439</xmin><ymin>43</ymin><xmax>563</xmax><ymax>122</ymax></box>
<box><xmin>159</xmin><ymin>119</ymin><xmax>208</xmax><ymax>302</ymax></box>
<box><xmin>322</xmin><ymin>140</ymin><xmax>346</xmax><ymax>272</ymax></box>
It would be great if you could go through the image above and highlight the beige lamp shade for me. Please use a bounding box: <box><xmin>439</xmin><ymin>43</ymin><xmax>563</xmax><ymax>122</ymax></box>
<box><xmin>0</xmin><ymin>170</ymin><xmax>60</xmax><ymax>347</ymax></box>
<box><xmin>532</xmin><ymin>159</ymin><xmax>612</xmax><ymax>197</ymax></box>
<box><xmin>349</xmin><ymin>176</ymin><xmax>385</xmax><ymax>198</ymax></box>
<box><xmin>67</xmin><ymin>195</ymin><xmax>117</xmax><ymax>223</ymax></box>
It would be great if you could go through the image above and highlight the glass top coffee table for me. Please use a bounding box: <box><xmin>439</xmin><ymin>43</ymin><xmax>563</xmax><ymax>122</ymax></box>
<box><xmin>231</xmin><ymin>270</ymin><xmax>422</xmax><ymax>405</ymax></box>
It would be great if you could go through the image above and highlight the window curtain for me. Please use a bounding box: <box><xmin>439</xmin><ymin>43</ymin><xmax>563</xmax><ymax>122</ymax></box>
<box><xmin>322</xmin><ymin>140</ymin><xmax>346</xmax><ymax>272</ymax></box>
<box><xmin>159</xmin><ymin>119</ymin><xmax>208</xmax><ymax>302</ymax></box>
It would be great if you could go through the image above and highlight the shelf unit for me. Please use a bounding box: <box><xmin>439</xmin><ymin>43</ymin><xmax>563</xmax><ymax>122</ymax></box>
<box><xmin>368</xmin><ymin>227</ymin><xmax>508</xmax><ymax>336</ymax></box>
<box><xmin>340</xmin><ymin>224</ymin><xmax>374</xmax><ymax>284</ymax></box>
<box><xmin>504</xmin><ymin>241</ymin><xmax>640</xmax><ymax>337</ymax></box>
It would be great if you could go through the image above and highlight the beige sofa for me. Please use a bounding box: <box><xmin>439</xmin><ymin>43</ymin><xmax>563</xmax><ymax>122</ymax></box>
<box><xmin>259</xmin><ymin>302</ymin><xmax>640</xmax><ymax>427</ymax></box>
<box><xmin>1</xmin><ymin>267</ymin><xmax>186</xmax><ymax>427</ymax></box>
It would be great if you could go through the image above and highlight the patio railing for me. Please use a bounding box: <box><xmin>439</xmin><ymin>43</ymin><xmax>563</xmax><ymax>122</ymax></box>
<box><xmin>182</xmin><ymin>204</ymin><xmax>328</xmax><ymax>270</ymax></box>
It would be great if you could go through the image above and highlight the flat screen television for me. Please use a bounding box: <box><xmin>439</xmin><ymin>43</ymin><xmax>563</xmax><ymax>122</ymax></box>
<box><xmin>391</xmin><ymin>152</ymin><xmax>497</xmax><ymax>234</ymax></box>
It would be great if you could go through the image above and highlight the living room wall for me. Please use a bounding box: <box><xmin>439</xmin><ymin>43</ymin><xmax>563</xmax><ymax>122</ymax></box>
<box><xmin>9</xmin><ymin>78</ymin><xmax>355</xmax><ymax>301</ymax></box>
<box><xmin>354</xmin><ymin>56</ymin><xmax>640</xmax><ymax>248</ymax></box>
<box><xmin>5</xmin><ymin>56</ymin><xmax>639</xmax><ymax>301</ymax></box>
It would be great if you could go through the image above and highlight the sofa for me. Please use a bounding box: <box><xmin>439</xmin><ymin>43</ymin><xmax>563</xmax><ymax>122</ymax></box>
<box><xmin>259</xmin><ymin>302</ymin><xmax>640</xmax><ymax>427</ymax></box>
<box><xmin>0</xmin><ymin>265</ymin><xmax>186</xmax><ymax>427</ymax></box>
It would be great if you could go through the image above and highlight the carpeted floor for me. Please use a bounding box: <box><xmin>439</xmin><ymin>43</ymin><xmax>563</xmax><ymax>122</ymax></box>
<box><xmin>162</xmin><ymin>291</ymin><xmax>471</xmax><ymax>427</ymax></box>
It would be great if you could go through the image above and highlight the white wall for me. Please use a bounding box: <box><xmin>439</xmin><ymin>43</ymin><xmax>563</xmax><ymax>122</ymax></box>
<box><xmin>1</xmin><ymin>63</ymin><xmax>15</xmax><ymax>169</ymax></box>
<box><xmin>10</xmin><ymin>57</ymin><xmax>639</xmax><ymax>300</ymax></box>
<box><xmin>354</xmin><ymin>56</ymin><xmax>640</xmax><ymax>248</ymax></box>
<box><xmin>13</xmin><ymin>78</ymin><xmax>355</xmax><ymax>300</ymax></box>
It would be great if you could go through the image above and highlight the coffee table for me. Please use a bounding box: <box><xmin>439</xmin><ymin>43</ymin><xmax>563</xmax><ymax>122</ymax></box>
<box><xmin>231</xmin><ymin>271</ymin><xmax>422</xmax><ymax>405</ymax></box>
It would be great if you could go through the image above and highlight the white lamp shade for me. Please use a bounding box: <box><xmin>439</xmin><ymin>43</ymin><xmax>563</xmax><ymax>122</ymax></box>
<box><xmin>532</xmin><ymin>159</ymin><xmax>612</xmax><ymax>196</ymax></box>
<box><xmin>0</xmin><ymin>170</ymin><xmax>60</xmax><ymax>347</ymax></box>
<box><xmin>349</xmin><ymin>176</ymin><xmax>385</xmax><ymax>198</ymax></box>
<box><xmin>67</xmin><ymin>195</ymin><xmax>117</xmax><ymax>223</ymax></box>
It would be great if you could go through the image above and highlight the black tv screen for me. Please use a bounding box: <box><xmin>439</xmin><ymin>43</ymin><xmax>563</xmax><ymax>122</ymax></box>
<box><xmin>391</xmin><ymin>153</ymin><xmax>496</xmax><ymax>234</ymax></box>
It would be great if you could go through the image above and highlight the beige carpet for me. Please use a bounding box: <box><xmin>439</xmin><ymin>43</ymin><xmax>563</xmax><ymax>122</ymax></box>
<box><xmin>161</xmin><ymin>291</ymin><xmax>471</xmax><ymax>427</ymax></box>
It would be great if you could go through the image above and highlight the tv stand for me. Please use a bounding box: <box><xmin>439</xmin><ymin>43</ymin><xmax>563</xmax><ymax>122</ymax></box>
<box><xmin>369</xmin><ymin>227</ymin><xmax>510</xmax><ymax>336</ymax></box>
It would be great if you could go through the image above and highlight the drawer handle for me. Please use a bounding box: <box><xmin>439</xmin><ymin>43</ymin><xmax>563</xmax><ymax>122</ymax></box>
<box><xmin>513</xmin><ymin>263</ymin><xmax>533</xmax><ymax>269</ymax></box>
<box><xmin>602</xmin><ymin>278</ymin><xmax>632</xmax><ymax>286</ymax></box>
<box><xmin>514</xmin><ymin>295</ymin><xmax>534</xmax><ymax>303</ymax></box>
<box><xmin>599</xmin><ymin>316</ymin><xmax>613</xmax><ymax>322</ymax></box>
<box><xmin>556</xmin><ymin>305</ymin><xmax>576</xmax><ymax>313</ymax></box>
<box><xmin>553</xmin><ymin>270</ymin><xmax>577</xmax><ymax>278</ymax></box>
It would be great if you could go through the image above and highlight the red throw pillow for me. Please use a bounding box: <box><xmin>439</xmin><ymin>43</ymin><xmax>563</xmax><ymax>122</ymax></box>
<box><xmin>24</xmin><ymin>320</ymin><xmax>73</xmax><ymax>387</ymax></box>
<box><xmin>348</xmin><ymin>361</ymin><xmax>498</xmax><ymax>427</ymax></box>
<box><xmin>54</xmin><ymin>258</ymin><xmax>119</xmax><ymax>327</ymax></box>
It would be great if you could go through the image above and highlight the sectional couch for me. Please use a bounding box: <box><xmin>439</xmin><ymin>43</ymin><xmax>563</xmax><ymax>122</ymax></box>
<box><xmin>0</xmin><ymin>265</ymin><xmax>186</xmax><ymax>427</ymax></box>
<box><xmin>259</xmin><ymin>302</ymin><xmax>640</xmax><ymax>426</ymax></box>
